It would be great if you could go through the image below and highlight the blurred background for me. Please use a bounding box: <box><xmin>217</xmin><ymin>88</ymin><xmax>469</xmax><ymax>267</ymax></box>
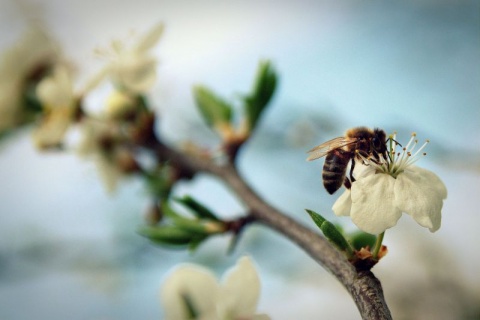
<box><xmin>0</xmin><ymin>0</ymin><xmax>479</xmax><ymax>319</ymax></box>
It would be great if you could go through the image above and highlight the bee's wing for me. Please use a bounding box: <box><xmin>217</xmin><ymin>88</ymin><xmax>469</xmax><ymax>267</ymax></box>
<box><xmin>306</xmin><ymin>137</ymin><xmax>355</xmax><ymax>161</ymax></box>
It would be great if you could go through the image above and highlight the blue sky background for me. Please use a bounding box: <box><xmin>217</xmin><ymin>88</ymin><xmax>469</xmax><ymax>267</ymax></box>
<box><xmin>0</xmin><ymin>1</ymin><xmax>479</xmax><ymax>319</ymax></box>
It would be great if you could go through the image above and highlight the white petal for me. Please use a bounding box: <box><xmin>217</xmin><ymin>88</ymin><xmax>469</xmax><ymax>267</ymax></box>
<box><xmin>332</xmin><ymin>189</ymin><xmax>352</xmax><ymax>217</ymax></box>
<box><xmin>95</xmin><ymin>156</ymin><xmax>122</xmax><ymax>194</ymax></box>
<box><xmin>350</xmin><ymin>174</ymin><xmax>402</xmax><ymax>235</ymax></box>
<box><xmin>111</xmin><ymin>54</ymin><xmax>157</xmax><ymax>93</ymax></box>
<box><xmin>104</xmin><ymin>90</ymin><xmax>135</xmax><ymax>119</ymax></box>
<box><xmin>0</xmin><ymin>83</ymin><xmax>20</xmax><ymax>131</ymax></box>
<box><xmin>136</xmin><ymin>23</ymin><xmax>164</xmax><ymax>52</ymax></box>
<box><xmin>252</xmin><ymin>314</ymin><xmax>271</xmax><ymax>320</ymax></box>
<box><xmin>197</xmin><ymin>311</ymin><xmax>220</xmax><ymax>320</ymax></box>
<box><xmin>394</xmin><ymin>166</ymin><xmax>446</xmax><ymax>232</ymax></box>
<box><xmin>161</xmin><ymin>264</ymin><xmax>219</xmax><ymax>320</ymax></box>
<box><xmin>81</xmin><ymin>66</ymin><xmax>108</xmax><ymax>94</ymax></box>
<box><xmin>36</xmin><ymin>66</ymin><xmax>74</xmax><ymax>109</ymax></box>
<box><xmin>217</xmin><ymin>256</ymin><xmax>261</xmax><ymax>319</ymax></box>
<box><xmin>32</xmin><ymin>107</ymin><xmax>72</xmax><ymax>148</ymax></box>
<box><xmin>352</xmin><ymin>162</ymin><xmax>375</xmax><ymax>180</ymax></box>
<box><xmin>414</xmin><ymin>166</ymin><xmax>447</xmax><ymax>199</ymax></box>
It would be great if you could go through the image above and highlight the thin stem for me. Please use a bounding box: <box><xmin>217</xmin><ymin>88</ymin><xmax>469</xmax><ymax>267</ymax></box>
<box><xmin>146</xmin><ymin>137</ymin><xmax>392</xmax><ymax>319</ymax></box>
<box><xmin>389</xmin><ymin>135</ymin><xmax>394</xmax><ymax>163</ymax></box>
<box><xmin>373</xmin><ymin>232</ymin><xmax>385</xmax><ymax>260</ymax></box>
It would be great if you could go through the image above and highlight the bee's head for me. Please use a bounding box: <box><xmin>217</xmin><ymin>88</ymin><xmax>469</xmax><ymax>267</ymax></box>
<box><xmin>372</xmin><ymin>128</ymin><xmax>387</xmax><ymax>155</ymax></box>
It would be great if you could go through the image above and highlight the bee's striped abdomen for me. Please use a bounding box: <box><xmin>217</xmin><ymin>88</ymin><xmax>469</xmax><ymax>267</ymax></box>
<box><xmin>322</xmin><ymin>149</ymin><xmax>351</xmax><ymax>194</ymax></box>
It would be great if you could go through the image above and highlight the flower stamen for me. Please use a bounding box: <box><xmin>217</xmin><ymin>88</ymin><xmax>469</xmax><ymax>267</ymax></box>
<box><xmin>360</xmin><ymin>132</ymin><xmax>430</xmax><ymax>179</ymax></box>
<box><xmin>332</xmin><ymin>130</ymin><xmax>446</xmax><ymax>235</ymax></box>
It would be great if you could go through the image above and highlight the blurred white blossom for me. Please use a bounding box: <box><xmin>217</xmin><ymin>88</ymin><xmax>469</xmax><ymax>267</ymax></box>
<box><xmin>36</xmin><ymin>65</ymin><xmax>75</xmax><ymax>109</ymax></box>
<box><xmin>0</xmin><ymin>27</ymin><xmax>59</xmax><ymax>132</ymax></box>
<box><xmin>104</xmin><ymin>90</ymin><xmax>136</xmax><ymax>120</ymax></box>
<box><xmin>77</xmin><ymin>119</ymin><xmax>137</xmax><ymax>192</ymax></box>
<box><xmin>161</xmin><ymin>256</ymin><xmax>270</xmax><ymax>320</ymax></box>
<box><xmin>93</xmin><ymin>23</ymin><xmax>164</xmax><ymax>94</ymax></box>
<box><xmin>333</xmin><ymin>133</ymin><xmax>447</xmax><ymax>235</ymax></box>
<box><xmin>33</xmin><ymin>65</ymin><xmax>76</xmax><ymax>148</ymax></box>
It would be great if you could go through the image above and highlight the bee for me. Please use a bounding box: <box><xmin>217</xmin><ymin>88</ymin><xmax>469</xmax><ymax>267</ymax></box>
<box><xmin>307</xmin><ymin>127</ymin><xmax>387</xmax><ymax>194</ymax></box>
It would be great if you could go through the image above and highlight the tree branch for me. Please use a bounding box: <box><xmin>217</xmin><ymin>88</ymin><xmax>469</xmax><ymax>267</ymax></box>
<box><xmin>149</xmin><ymin>139</ymin><xmax>392</xmax><ymax>320</ymax></box>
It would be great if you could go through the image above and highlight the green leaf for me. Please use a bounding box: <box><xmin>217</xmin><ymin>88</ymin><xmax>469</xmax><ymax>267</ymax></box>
<box><xmin>306</xmin><ymin>209</ymin><xmax>326</xmax><ymax>229</ymax></box>
<box><xmin>174</xmin><ymin>195</ymin><xmax>221</xmax><ymax>221</ymax></box>
<box><xmin>23</xmin><ymin>82</ymin><xmax>43</xmax><ymax>114</ymax></box>
<box><xmin>138</xmin><ymin>226</ymin><xmax>194</xmax><ymax>246</ymax></box>
<box><xmin>320</xmin><ymin>221</ymin><xmax>353</xmax><ymax>255</ymax></box>
<box><xmin>144</xmin><ymin>167</ymin><xmax>173</xmax><ymax>198</ymax></box>
<box><xmin>193</xmin><ymin>85</ymin><xmax>232</xmax><ymax>127</ymax></box>
<box><xmin>188</xmin><ymin>235</ymin><xmax>208</xmax><ymax>252</ymax></box>
<box><xmin>349</xmin><ymin>231</ymin><xmax>376</xmax><ymax>250</ymax></box>
<box><xmin>244</xmin><ymin>60</ymin><xmax>277</xmax><ymax>130</ymax></box>
<box><xmin>306</xmin><ymin>209</ymin><xmax>353</xmax><ymax>256</ymax></box>
<box><xmin>160</xmin><ymin>202</ymin><xmax>210</xmax><ymax>235</ymax></box>
<box><xmin>175</xmin><ymin>218</ymin><xmax>210</xmax><ymax>235</ymax></box>
<box><xmin>138</xmin><ymin>205</ymin><xmax>212</xmax><ymax>250</ymax></box>
<box><xmin>161</xmin><ymin>201</ymin><xmax>182</xmax><ymax>219</ymax></box>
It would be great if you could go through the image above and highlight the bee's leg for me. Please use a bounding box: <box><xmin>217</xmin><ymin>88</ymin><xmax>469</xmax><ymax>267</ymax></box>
<box><xmin>349</xmin><ymin>160</ymin><xmax>356</xmax><ymax>182</ymax></box>
<box><xmin>343</xmin><ymin>177</ymin><xmax>351</xmax><ymax>190</ymax></box>
<box><xmin>386</xmin><ymin>137</ymin><xmax>402</xmax><ymax>147</ymax></box>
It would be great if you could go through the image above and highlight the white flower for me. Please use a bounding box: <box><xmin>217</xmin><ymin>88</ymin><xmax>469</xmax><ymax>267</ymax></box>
<box><xmin>103</xmin><ymin>90</ymin><xmax>136</xmax><ymax>120</ymax></box>
<box><xmin>161</xmin><ymin>256</ymin><xmax>270</xmax><ymax>320</ymax></box>
<box><xmin>36</xmin><ymin>65</ymin><xmax>75</xmax><ymax>109</ymax></box>
<box><xmin>92</xmin><ymin>23</ymin><xmax>164</xmax><ymax>94</ymax></box>
<box><xmin>333</xmin><ymin>133</ymin><xmax>447</xmax><ymax>235</ymax></box>
<box><xmin>0</xmin><ymin>27</ymin><xmax>59</xmax><ymax>132</ymax></box>
<box><xmin>33</xmin><ymin>65</ymin><xmax>76</xmax><ymax>148</ymax></box>
<box><xmin>77</xmin><ymin>119</ymin><xmax>124</xmax><ymax>192</ymax></box>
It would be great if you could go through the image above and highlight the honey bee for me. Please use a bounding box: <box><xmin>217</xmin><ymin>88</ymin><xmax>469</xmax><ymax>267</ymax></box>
<box><xmin>307</xmin><ymin>127</ymin><xmax>387</xmax><ymax>194</ymax></box>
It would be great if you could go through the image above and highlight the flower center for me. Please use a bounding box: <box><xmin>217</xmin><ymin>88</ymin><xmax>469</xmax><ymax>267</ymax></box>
<box><xmin>359</xmin><ymin>132</ymin><xmax>429</xmax><ymax>179</ymax></box>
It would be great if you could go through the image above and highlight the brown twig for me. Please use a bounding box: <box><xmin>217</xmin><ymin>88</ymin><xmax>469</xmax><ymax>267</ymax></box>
<box><xmin>146</xmin><ymin>137</ymin><xmax>392</xmax><ymax>320</ymax></box>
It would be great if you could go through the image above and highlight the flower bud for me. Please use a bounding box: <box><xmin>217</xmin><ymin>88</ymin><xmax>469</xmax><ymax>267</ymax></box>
<box><xmin>104</xmin><ymin>90</ymin><xmax>136</xmax><ymax>120</ymax></box>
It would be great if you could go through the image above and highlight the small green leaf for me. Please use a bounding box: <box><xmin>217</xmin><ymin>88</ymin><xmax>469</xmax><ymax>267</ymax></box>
<box><xmin>193</xmin><ymin>85</ymin><xmax>232</xmax><ymax>127</ymax></box>
<box><xmin>306</xmin><ymin>209</ymin><xmax>326</xmax><ymax>229</ymax></box>
<box><xmin>320</xmin><ymin>221</ymin><xmax>353</xmax><ymax>255</ymax></box>
<box><xmin>23</xmin><ymin>83</ymin><xmax>43</xmax><ymax>114</ymax></box>
<box><xmin>244</xmin><ymin>60</ymin><xmax>277</xmax><ymax>130</ymax></box>
<box><xmin>349</xmin><ymin>231</ymin><xmax>376</xmax><ymax>250</ymax></box>
<box><xmin>135</xmin><ymin>94</ymin><xmax>149</xmax><ymax>111</ymax></box>
<box><xmin>174</xmin><ymin>195</ymin><xmax>221</xmax><ymax>221</ymax></box>
<box><xmin>188</xmin><ymin>235</ymin><xmax>208</xmax><ymax>252</ymax></box>
<box><xmin>175</xmin><ymin>218</ymin><xmax>210</xmax><ymax>235</ymax></box>
<box><xmin>138</xmin><ymin>226</ymin><xmax>194</xmax><ymax>246</ymax></box>
<box><xmin>160</xmin><ymin>202</ymin><xmax>210</xmax><ymax>235</ymax></box>
<box><xmin>161</xmin><ymin>201</ymin><xmax>183</xmax><ymax>219</ymax></box>
<box><xmin>306</xmin><ymin>209</ymin><xmax>353</xmax><ymax>257</ymax></box>
<box><xmin>144</xmin><ymin>167</ymin><xmax>173</xmax><ymax>198</ymax></box>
